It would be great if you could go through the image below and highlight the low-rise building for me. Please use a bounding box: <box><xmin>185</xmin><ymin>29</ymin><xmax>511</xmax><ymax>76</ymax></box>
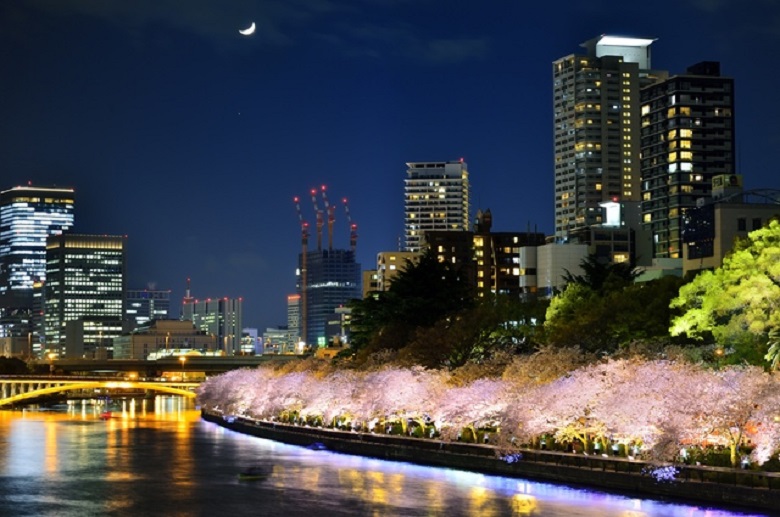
<box><xmin>112</xmin><ymin>319</ymin><xmax>216</xmax><ymax>360</ymax></box>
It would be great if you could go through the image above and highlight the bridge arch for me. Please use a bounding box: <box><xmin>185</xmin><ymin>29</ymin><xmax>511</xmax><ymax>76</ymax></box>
<box><xmin>0</xmin><ymin>380</ymin><xmax>196</xmax><ymax>407</ymax></box>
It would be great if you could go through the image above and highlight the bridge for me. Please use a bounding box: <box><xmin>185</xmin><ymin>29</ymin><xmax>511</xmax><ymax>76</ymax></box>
<box><xmin>47</xmin><ymin>354</ymin><xmax>303</xmax><ymax>376</ymax></box>
<box><xmin>0</xmin><ymin>375</ymin><xmax>199</xmax><ymax>407</ymax></box>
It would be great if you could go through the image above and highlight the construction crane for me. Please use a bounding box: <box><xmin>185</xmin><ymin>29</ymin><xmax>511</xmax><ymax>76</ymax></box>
<box><xmin>293</xmin><ymin>196</ymin><xmax>309</xmax><ymax>345</ymax></box>
<box><xmin>342</xmin><ymin>197</ymin><xmax>358</xmax><ymax>253</ymax></box>
<box><xmin>310</xmin><ymin>188</ymin><xmax>324</xmax><ymax>251</ymax></box>
<box><xmin>320</xmin><ymin>185</ymin><xmax>336</xmax><ymax>250</ymax></box>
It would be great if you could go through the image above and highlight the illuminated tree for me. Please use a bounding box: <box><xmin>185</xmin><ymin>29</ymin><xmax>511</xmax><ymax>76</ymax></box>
<box><xmin>197</xmin><ymin>359</ymin><xmax>780</xmax><ymax>468</ymax></box>
<box><xmin>433</xmin><ymin>378</ymin><xmax>508</xmax><ymax>441</ymax></box>
<box><xmin>543</xmin><ymin>283</ymin><xmax>606</xmax><ymax>351</ymax></box>
<box><xmin>670</xmin><ymin>219</ymin><xmax>780</xmax><ymax>367</ymax></box>
<box><xmin>677</xmin><ymin>366</ymin><xmax>780</xmax><ymax>467</ymax></box>
<box><xmin>591</xmin><ymin>359</ymin><xmax>700</xmax><ymax>460</ymax></box>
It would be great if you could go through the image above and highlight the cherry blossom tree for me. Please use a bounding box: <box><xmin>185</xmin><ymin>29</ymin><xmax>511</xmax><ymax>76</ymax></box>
<box><xmin>590</xmin><ymin>359</ymin><xmax>699</xmax><ymax>460</ymax></box>
<box><xmin>432</xmin><ymin>378</ymin><xmax>508</xmax><ymax>442</ymax></box>
<box><xmin>677</xmin><ymin>366</ymin><xmax>780</xmax><ymax>467</ymax></box>
<box><xmin>196</xmin><ymin>359</ymin><xmax>780</xmax><ymax>469</ymax></box>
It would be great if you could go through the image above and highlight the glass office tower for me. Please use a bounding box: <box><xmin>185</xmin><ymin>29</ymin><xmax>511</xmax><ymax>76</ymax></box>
<box><xmin>0</xmin><ymin>185</ymin><xmax>75</xmax><ymax>346</ymax></box>
<box><xmin>44</xmin><ymin>234</ymin><xmax>126</xmax><ymax>357</ymax></box>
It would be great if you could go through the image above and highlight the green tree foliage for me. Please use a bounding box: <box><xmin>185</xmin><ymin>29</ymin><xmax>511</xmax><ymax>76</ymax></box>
<box><xmin>545</xmin><ymin>272</ymin><xmax>684</xmax><ymax>354</ymax></box>
<box><xmin>670</xmin><ymin>219</ymin><xmax>780</xmax><ymax>367</ymax></box>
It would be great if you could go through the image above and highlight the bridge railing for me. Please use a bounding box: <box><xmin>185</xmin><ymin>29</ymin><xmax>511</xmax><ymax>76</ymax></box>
<box><xmin>0</xmin><ymin>375</ymin><xmax>199</xmax><ymax>407</ymax></box>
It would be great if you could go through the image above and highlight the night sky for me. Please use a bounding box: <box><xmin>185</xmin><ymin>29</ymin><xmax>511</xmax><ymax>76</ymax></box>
<box><xmin>2</xmin><ymin>1</ymin><xmax>779</xmax><ymax>332</ymax></box>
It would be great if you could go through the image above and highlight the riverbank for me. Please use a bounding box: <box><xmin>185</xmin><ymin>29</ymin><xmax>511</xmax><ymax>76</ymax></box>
<box><xmin>202</xmin><ymin>409</ymin><xmax>780</xmax><ymax>514</ymax></box>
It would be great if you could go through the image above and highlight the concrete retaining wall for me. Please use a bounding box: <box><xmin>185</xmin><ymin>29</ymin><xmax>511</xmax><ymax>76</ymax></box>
<box><xmin>202</xmin><ymin>410</ymin><xmax>780</xmax><ymax>513</ymax></box>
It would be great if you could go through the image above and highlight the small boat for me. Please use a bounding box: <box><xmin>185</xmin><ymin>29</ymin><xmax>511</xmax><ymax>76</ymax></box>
<box><xmin>238</xmin><ymin>466</ymin><xmax>269</xmax><ymax>481</ymax></box>
<box><xmin>100</xmin><ymin>411</ymin><xmax>113</xmax><ymax>420</ymax></box>
<box><xmin>306</xmin><ymin>442</ymin><xmax>327</xmax><ymax>451</ymax></box>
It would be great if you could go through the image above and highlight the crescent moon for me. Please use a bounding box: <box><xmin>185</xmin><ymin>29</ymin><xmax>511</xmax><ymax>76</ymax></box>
<box><xmin>239</xmin><ymin>22</ymin><xmax>256</xmax><ymax>36</ymax></box>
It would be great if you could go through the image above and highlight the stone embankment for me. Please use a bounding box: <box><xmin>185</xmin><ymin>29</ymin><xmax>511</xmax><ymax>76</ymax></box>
<box><xmin>202</xmin><ymin>410</ymin><xmax>780</xmax><ymax>513</ymax></box>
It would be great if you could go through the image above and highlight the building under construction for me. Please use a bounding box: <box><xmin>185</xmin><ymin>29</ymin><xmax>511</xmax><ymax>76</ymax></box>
<box><xmin>294</xmin><ymin>186</ymin><xmax>361</xmax><ymax>348</ymax></box>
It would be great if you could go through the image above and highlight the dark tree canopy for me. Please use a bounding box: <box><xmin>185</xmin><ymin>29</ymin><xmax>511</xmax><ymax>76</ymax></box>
<box><xmin>563</xmin><ymin>254</ymin><xmax>639</xmax><ymax>293</ymax></box>
<box><xmin>348</xmin><ymin>250</ymin><xmax>474</xmax><ymax>361</ymax></box>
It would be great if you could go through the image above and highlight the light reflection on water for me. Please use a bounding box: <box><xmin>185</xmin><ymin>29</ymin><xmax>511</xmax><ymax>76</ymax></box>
<box><xmin>0</xmin><ymin>398</ymin><xmax>768</xmax><ymax>517</ymax></box>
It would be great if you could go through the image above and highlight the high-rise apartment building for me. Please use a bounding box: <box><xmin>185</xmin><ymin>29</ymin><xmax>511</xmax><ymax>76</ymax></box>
<box><xmin>43</xmin><ymin>234</ymin><xmax>127</xmax><ymax>357</ymax></box>
<box><xmin>553</xmin><ymin>35</ymin><xmax>659</xmax><ymax>241</ymax></box>
<box><xmin>640</xmin><ymin>62</ymin><xmax>736</xmax><ymax>259</ymax></box>
<box><xmin>404</xmin><ymin>160</ymin><xmax>470</xmax><ymax>252</ymax></box>
<box><xmin>286</xmin><ymin>293</ymin><xmax>301</xmax><ymax>345</ymax></box>
<box><xmin>422</xmin><ymin>210</ymin><xmax>547</xmax><ymax>298</ymax></box>
<box><xmin>0</xmin><ymin>185</ymin><xmax>74</xmax><ymax>346</ymax></box>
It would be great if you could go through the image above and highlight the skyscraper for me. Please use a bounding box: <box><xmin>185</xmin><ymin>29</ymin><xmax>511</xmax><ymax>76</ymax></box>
<box><xmin>181</xmin><ymin>296</ymin><xmax>243</xmax><ymax>355</ymax></box>
<box><xmin>126</xmin><ymin>288</ymin><xmax>172</xmax><ymax>327</ymax></box>
<box><xmin>0</xmin><ymin>185</ymin><xmax>74</xmax><ymax>347</ymax></box>
<box><xmin>298</xmin><ymin>249</ymin><xmax>361</xmax><ymax>347</ymax></box>
<box><xmin>553</xmin><ymin>35</ymin><xmax>658</xmax><ymax>241</ymax></box>
<box><xmin>640</xmin><ymin>62</ymin><xmax>736</xmax><ymax>259</ymax></box>
<box><xmin>0</xmin><ymin>185</ymin><xmax>75</xmax><ymax>295</ymax></box>
<box><xmin>404</xmin><ymin>160</ymin><xmax>470</xmax><ymax>252</ymax></box>
<box><xmin>43</xmin><ymin>234</ymin><xmax>127</xmax><ymax>357</ymax></box>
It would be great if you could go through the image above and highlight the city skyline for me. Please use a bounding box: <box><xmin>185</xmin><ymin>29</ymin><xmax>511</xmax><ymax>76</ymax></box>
<box><xmin>2</xmin><ymin>1</ymin><xmax>779</xmax><ymax>332</ymax></box>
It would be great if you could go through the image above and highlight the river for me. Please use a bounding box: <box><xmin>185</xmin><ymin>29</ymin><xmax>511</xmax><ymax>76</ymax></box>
<box><xmin>0</xmin><ymin>397</ymin><xmax>769</xmax><ymax>516</ymax></box>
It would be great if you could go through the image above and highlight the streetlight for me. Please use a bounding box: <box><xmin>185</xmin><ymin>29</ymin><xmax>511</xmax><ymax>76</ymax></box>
<box><xmin>179</xmin><ymin>356</ymin><xmax>186</xmax><ymax>381</ymax></box>
<box><xmin>47</xmin><ymin>353</ymin><xmax>55</xmax><ymax>376</ymax></box>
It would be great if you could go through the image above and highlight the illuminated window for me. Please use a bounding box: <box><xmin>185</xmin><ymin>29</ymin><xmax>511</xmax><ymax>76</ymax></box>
<box><xmin>643</xmin><ymin>213</ymin><xmax>652</xmax><ymax>222</ymax></box>
<box><xmin>680</xmin><ymin>140</ymin><xmax>691</xmax><ymax>149</ymax></box>
<box><xmin>680</xmin><ymin>151</ymin><xmax>693</xmax><ymax>161</ymax></box>
<box><xmin>680</xmin><ymin>107</ymin><xmax>691</xmax><ymax>116</ymax></box>
<box><xmin>680</xmin><ymin>129</ymin><xmax>692</xmax><ymax>138</ymax></box>
<box><xmin>669</xmin><ymin>152</ymin><xmax>677</xmax><ymax>162</ymax></box>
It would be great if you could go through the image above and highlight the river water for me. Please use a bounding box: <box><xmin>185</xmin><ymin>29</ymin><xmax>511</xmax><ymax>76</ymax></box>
<box><xmin>0</xmin><ymin>397</ymin><xmax>769</xmax><ymax>517</ymax></box>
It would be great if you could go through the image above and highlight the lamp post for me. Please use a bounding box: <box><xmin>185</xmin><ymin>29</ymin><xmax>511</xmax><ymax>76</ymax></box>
<box><xmin>47</xmin><ymin>353</ymin><xmax>55</xmax><ymax>376</ymax></box>
<box><xmin>179</xmin><ymin>356</ymin><xmax>186</xmax><ymax>381</ymax></box>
